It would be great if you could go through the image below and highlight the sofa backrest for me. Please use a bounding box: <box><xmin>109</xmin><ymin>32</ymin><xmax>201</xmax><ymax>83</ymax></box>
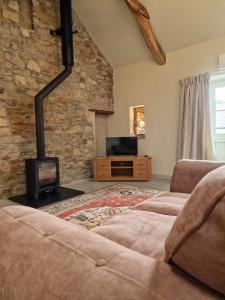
<box><xmin>170</xmin><ymin>159</ymin><xmax>224</xmax><ymax>194</ymax></box>
<box><xmin>165</xmin><ymin>165</ymin><xmax>225</xmax><ymax>295</ymax></box>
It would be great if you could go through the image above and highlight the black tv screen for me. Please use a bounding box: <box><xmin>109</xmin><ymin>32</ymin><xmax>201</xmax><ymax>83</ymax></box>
<box><xmin>106</xmin><ymin>137</ymin><xmax>138</xmax><ymax>156</ymax></box>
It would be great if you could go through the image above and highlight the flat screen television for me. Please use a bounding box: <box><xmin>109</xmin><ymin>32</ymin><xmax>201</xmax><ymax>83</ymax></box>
<box><xmin>106</xmin><ymin>137</ymin><xmax>138</xmax><ymax>156</ymax></box>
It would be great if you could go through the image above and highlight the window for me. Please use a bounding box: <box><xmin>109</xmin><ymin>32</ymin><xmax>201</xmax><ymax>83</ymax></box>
<box><xmin>214</xmin><ymin>87</ymin><xmax>225</xmax><ymax>133</ymax></box>
<box><xmin>129</xmin><ymin>105</ymin><xmax>145</xmax><ymax>138</ymax></box>
<box><xmin>210</xmin><ymin>74</ymin><xmax>225</xmax><ymax>160</ymax></box>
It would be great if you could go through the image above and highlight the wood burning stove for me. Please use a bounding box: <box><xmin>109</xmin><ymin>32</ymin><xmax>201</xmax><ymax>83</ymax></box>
<box><xmin>24</xmin><ymin>0</ymin><xmax>74</xmax><ymax>200</ymax></box>
<box><xmin>26</xmin><ymin>158</ymin><xmax>60</xmax><ymax>199</ymax></box>
<box><xmin>11</xmin><ymin>0</ymin><xmax>84</xmax><ymax>205</ymax></box>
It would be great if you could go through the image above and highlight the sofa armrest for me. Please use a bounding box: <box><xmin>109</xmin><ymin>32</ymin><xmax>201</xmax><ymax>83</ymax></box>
<box><xmin>170</xmin><ymin>160</ymin><xmax>225</xmax><ymax>194</ymax></box>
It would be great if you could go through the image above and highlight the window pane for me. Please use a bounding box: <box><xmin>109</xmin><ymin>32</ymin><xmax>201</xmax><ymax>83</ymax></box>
<box><xmin>216</xmin><ymin>128</ymin><xmax>225</xmax><ymax>134</ymax></box>
<box><xmin>216</xmin><ymin>102</ymin><xmax>225</xmax><ymax>111</ymax></box>
<box><xmin>215</xmin><ymin>87</ymin><xmax>225</xmax><ymax>133</ymax></box>
<box><xmin>215</xmin><ymin>88</ymin><xmax>225</xmax><ymax>110</ymax></box>
<box><xmin>215</xmin><ymin>87</ymin><xmax>225</xmax><ymax>101</ymax></box>
<box><xmin>216</xmin><ymin>110</ymin><xmax>225</xmax><ymax>132</ymax></box>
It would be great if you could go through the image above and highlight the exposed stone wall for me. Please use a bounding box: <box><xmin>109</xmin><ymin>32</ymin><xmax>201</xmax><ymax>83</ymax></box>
<box><xmin>0</xmin><ymin>0</ymin><xmax>113</xmax><ymax>198</ymax></box>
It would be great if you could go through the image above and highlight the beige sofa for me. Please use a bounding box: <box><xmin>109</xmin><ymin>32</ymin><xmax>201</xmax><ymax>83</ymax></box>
<box><xmin>0</xmin><ymin>160</ymin><xmax>224</xmax><ymax>300</ymax></box>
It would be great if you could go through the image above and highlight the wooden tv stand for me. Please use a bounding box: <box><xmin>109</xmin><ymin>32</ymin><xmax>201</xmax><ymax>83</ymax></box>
<box><xmin>93</xmin><ymin>156</ymin><xmax>151</xmax><ymax>181</ymax></box>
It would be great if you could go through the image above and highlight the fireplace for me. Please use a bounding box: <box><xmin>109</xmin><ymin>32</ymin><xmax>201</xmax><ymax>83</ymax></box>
<box><xmin>9</xmin><ymin>0</ymin><xmax>84</xmax><ymax>207</ymax></box>
<box><xmin>26</xmin><ymin>158</ymin><xmax>60</xmax><ymax>199</ymax></box>
<box><xmin>23</xmin><ymin>0</ymin><xmax>74</xmax><ymax>201</ymax></box>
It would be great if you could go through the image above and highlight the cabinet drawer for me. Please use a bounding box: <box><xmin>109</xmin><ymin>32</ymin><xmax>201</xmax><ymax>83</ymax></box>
<box><xmin>97</xmin><ymin>169</ymin><xmax>111</xmax><ymax>176</ymax></box>
<box><xmin>97</xmin><ymin>161</ymin><xmax>110</xmax><ymax>169</ymax></box>
<box><xmin>134</xmin><ymin>170</ymin><xmax>148</xmax><ymax>179</ymax></box>
<box><xmin>134</xmin><ymin>161</ymin><xmax>148</xmax><ymax>169</ymax></box>
<box><xmin>97</xmin><ymin>172</ymin><xmax>111</xmax><ymax>180</ymax></box>
<box><xmin>96</xmin><ymin>160</ymin><xmax>111</xmax><ymax>178</ymax></box>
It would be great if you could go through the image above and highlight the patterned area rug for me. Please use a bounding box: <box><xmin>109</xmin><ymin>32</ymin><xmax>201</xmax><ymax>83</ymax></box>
<box><xmin>41</xmin><ymin>184</ymin><xmax>161</xmax><ymax>230</ymax></box>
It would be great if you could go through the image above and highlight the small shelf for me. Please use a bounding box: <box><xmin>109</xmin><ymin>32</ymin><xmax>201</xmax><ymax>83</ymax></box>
<box><xmin>111</xmin><ymin>161</ymin><xmax>133</xmax><ymax>167</ymax></box>
<box><xmin>111</xmin><ymin>166</ymin><xmax>133</xmax><ymax>169</ymax></box>
<box><xmin>111</xmin><ymin>168</ymin><xmax>133</xmax><ymax>177</ymax></box>
<box><xmin>88</xmin><ymin>109</ymin><xmax>114</xmax><ymax>115</ymax></box>
<box><xmin>110</xmin><ymin>175</ymin><xmax>134</xmax><ymax>180</ymax></box>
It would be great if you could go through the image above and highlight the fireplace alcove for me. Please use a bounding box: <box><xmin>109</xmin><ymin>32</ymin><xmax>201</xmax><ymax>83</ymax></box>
<box><xmin>9</xmin><ymin>0</ymin><xmax>84</xmax><ymax>208</ymax></box>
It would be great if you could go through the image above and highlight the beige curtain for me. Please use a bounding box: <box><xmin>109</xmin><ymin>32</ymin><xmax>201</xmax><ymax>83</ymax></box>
<box><xmin>177</xmin><ymin>73</ymin><xmax>215</xmax><ymax>160</ymax></box>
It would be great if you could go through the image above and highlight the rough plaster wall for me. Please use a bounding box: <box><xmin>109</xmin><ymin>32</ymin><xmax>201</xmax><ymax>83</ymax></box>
<box><xmin>95</xmin><ymin>114</ymin><xmax>108</xmax><ymax>156</ymax></box>
<box><xmin>0</xmin><ymin>0</ymin><xmax>113</xmax><ymax>198</ymax></box>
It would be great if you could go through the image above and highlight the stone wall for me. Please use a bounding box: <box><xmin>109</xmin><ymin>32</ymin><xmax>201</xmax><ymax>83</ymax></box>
<box><xmin>0</xmin><ymin>0</ymin><xmax>113</xmax><ymax>198</ymax></box>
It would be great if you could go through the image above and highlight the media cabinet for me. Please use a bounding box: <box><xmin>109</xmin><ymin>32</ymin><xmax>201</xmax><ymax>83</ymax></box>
<box><xmin>93</xmin><ymin>156</ymin><xmax>152</xmax><ymax>181</ymax></box>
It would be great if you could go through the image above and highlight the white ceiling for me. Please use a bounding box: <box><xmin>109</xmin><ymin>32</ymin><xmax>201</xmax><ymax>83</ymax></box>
<box><xmin>73</xmin><ymin>0</ymin><xmax>225</xmax><ymax>68</ymax></box>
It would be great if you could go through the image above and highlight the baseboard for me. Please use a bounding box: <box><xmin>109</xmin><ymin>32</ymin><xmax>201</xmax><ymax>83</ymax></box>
<box><xmin>63</xmin><ymin>178</ymin><xmax>90</xmax><ymax>187</ymax></box>
<box><xmin>152</xmin><ymin>174</ymin><xmax>172</xmax><ymax>181</ymax></box>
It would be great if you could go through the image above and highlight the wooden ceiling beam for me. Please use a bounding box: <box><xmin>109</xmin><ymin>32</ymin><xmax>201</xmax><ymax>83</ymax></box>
<box><xmin>124</xmin><ymin>0</ymin><xmax>166</xmax><ymax>65</ymax></box>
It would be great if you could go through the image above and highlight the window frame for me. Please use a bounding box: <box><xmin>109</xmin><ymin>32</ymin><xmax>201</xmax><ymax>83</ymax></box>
<box><xmin>209</xmin><ymin>77</ymin><xmax>225</xmax><ymax>142</ymax></box>
<box><xmin>209</xmin><ymin>76</ymin><xmax>225</xmax><ymax>161</ymax></box>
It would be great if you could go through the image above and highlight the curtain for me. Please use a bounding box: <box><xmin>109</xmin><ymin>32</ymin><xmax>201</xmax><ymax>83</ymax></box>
<box><xmin>177</xmin><ymin>73</ymin><xmax>215</xmax><ymax>160</ymax></box>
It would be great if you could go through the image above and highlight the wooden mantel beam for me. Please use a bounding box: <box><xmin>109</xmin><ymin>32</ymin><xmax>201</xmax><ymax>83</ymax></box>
<box><xmin>124</xmin><ymin>0</ymin><xmax>166</xmax><ymax>65</ymax></box>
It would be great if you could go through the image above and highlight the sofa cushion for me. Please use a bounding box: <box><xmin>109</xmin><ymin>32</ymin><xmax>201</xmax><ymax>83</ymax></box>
<box><xmin>134</xmin><ymin>192</ymin><xmax>189</xmax><ymax>216</ymax></box>
<box><xmin>93</xmin><ymin>210</ymin><xmax>176</xmax><ymax>260</ymax></box>
<box><xmin>0</xmin><ymin>206</ymin><xmax>222</xmax><ymax>300</ymax></box>
<box><xmin>165</xmin><ymin>165</ymin><xmax>225</xmax><ymax>295</ymax></box>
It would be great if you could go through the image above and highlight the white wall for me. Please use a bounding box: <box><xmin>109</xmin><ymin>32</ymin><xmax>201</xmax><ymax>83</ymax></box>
<box><xmin>95</xmin><ymin>114</ymin><xmax>108</xmax><ymax>156</ymax></box>
<box><xmin>108</xmin><ymin>36</ymin><xmax>225</xmax><ymax>176</ymax></box>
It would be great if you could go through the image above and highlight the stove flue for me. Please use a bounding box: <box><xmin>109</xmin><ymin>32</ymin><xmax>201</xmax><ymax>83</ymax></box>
<box><xmin>24</xmin><ymin>0</ymin><xmax>83</xmax><ymax>204</ymax></box>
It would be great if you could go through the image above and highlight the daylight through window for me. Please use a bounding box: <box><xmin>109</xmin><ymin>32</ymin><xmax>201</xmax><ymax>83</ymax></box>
<box><xmin>210</xmin><ymin>74</ymin><xmax>225</xmax><ymax>160</ymax></box>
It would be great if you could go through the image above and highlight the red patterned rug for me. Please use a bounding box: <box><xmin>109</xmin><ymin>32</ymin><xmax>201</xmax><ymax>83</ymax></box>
<box><xmin>41</xmin><ymin>184</ymin><xmax>161</xmax><ymax>230</ymax></box>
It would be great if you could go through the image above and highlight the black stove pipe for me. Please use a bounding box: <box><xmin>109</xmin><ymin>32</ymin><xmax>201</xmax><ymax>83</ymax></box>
<box><xmin>35</xmin><ymin>0</ymin><xmax>74</xmax><ymax>160</ymax></box>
